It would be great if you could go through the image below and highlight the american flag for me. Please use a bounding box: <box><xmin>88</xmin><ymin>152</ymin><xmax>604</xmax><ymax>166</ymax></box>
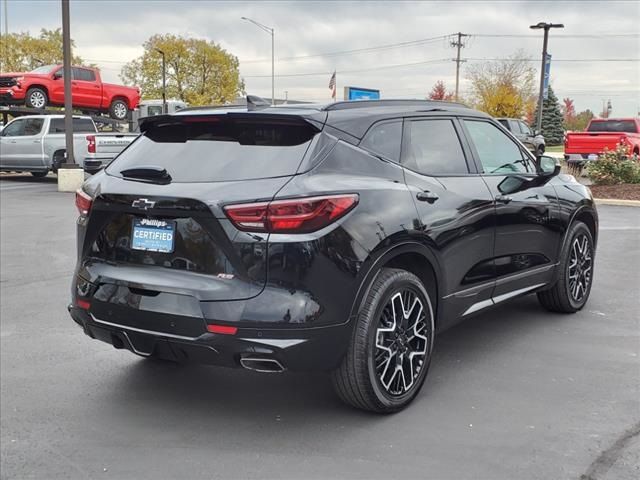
<box><xmin>328</xmin><ymin>71</ymin><xmax>336</xmax><ymax>99</ymax></box>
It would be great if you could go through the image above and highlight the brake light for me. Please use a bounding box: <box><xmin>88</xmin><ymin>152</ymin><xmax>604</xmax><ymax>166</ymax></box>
<box><xmin>76</xmin><ymin>299</ymin><xmax>91</xmax><ymax>310</ymax></box>
<box><xmin>75</xmin><ymin>189</ymin><xmax>93</xmax><ymax>216</ymax></box>
<box><xmin>207</xmin><ymin>324</ymin><xmax>238</xmax><ymax>335</ymax></box>
<box><xmin>224</xmin><ymin>194</ymin><xmax>359</xmax><ymax>233</ymax></box>
<box><xmin>86</xmin><ymin>135</ymin><xmax>96</xmax><ymax>153</ymax></box>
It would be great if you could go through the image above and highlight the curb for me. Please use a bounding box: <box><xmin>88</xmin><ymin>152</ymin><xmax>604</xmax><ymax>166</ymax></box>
<box><xmin>594</xmin><ymin>198</ymin><xmax>640</xmax><ymax>207</ymax></box>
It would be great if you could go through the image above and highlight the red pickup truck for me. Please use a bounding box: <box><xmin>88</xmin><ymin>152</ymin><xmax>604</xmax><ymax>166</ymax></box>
<box><xmin>0</xmin><ymin>64</ymin><xmax>140</xmax><ymax>120</ymax></box>
<box><xmin>564</xmin><ymin>118</ymin><xmax>640</xmax><ymax>165</ymax></box>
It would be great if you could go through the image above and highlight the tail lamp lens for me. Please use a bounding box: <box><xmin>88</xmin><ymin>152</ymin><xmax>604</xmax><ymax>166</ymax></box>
<box><xmin>86</xmin><ymin>135</ymin><xmax>96</xmax><ymax>153</ymax></box>
<box><xmin>75</xmin><ymin>189</ymin><xmax>93</xmax><ymax>216</ymax></box>
<box><xmin>224</xmin><ymin>194</ymin><xmax>358</xmax><ymax>233</ymax></box>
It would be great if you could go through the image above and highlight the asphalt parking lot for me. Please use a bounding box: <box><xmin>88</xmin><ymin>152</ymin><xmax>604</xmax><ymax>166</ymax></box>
<box><xmin>1</xmin><ymin>174</ymin><xmax>638</xmax><ymax>480</ymax></box>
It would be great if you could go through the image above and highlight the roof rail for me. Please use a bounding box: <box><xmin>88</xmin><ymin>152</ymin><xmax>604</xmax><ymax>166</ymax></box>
<box><xmin>323</xmin><ymin>99</ymin><xmax>467</xmax><ymax>111</ymax></box>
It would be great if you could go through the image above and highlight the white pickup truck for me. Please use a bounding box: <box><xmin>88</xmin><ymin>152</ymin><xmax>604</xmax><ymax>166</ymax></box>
<box><xmin>0</xmin><ymin>115</ymin><xmax>96</xmax><ymax>177</ymax></box>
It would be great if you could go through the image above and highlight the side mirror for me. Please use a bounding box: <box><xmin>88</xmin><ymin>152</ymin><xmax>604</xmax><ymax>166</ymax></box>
<box><xmin>538</xmin><ymin>155</ymin><xmax>561</xmax><ymax>177</ymax></box>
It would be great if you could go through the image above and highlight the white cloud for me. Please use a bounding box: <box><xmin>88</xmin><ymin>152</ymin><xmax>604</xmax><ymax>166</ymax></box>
<box><xmin>5</xmin><ymin>0</ymin><xmax>639</xmax><ymax>115</ymax></box>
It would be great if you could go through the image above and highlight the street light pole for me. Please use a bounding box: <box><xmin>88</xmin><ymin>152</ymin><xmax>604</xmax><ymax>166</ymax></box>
<box><xmin>61</xmin><ymin>0</ymin><xmax>74</xmax><ymax>167</ymax></box>
<box><xmin>155</xmin><ymin>48</ymin><xmax>166</xmax><ymax>114</ymax></box>
<box><xmin>530</xmin><ymin>22</ymin><xmax>564</xmax><ymax>135</ymax></box>
<box><xmin>241</xmin><ymin>17</ymin><xmax>274</xmax><ymax>105</ymax></box>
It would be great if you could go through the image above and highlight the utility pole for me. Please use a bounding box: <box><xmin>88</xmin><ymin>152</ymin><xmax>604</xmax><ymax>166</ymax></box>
<box><xmin>3</xmin><ymin>0</ymin><xmax>8</xmax><ymax>36</ymax></box>
<box><xmin>530</xmin><ymin>22</ymin><xmax>564</xmax><ymax>134</ymax></box>
<box><xmin>241</xmin><ymin>17</ymin><xmax>275</xmax><ymax>106</ymax></box>
<box><xmin>451</xmin><ymin>32</ymin><xmax>468</xmax><ymax>102</ymax></box>
<box><xmin>61</xmin><ymin>0</ymin><xmax>74</xmax><ymax>167</ymax></box>
<box><xmin>156</xmin><ymin>48</ymin><xmax>166</xmax><ymax>114</ymax></box>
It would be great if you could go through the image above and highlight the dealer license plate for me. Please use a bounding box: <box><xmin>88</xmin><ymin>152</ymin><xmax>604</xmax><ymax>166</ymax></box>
<box><xmin>131</xmin><ymin>218</ymin><xmax>175</xmax><ymax>253</ymax></box>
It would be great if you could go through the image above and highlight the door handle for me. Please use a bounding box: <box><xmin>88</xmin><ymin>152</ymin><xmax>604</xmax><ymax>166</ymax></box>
<box><xmin>495</xmin><ymin>195</ymin><xmax>513</xmax><ymax>204</ymax></box>
<box><xmin>416</xmin><ymin>190</ymin><xmax>439</xmax><ymax>203</ymax></box>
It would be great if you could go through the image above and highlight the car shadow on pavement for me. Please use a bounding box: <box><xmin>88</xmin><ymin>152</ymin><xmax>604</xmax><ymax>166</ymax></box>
<box><xmin>98</xmin><ymin>294</ymin><xmax>562</xmax><ymax>429</ymax></box>
<box><xmin>0</xmin><ymin>173</ymin><xmax>57</xmax><ymax>183</ymax></box>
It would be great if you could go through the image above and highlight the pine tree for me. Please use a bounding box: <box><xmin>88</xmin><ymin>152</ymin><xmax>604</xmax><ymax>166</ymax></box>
<box><xmin>534</xmin><ymin>86</ymin><xmax>564</xmax><ymax>145</ymax></box>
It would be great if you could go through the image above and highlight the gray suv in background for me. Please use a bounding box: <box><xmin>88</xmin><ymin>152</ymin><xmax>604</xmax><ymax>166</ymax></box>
<box><xmin>496</xmin><ymin>117</ymin><xmax>545</xmax><ymax>156</ymax></box>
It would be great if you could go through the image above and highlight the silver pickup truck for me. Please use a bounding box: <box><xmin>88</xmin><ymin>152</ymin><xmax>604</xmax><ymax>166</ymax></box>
<box><xmin>83</xmin><ymin>131</ymin><xmax>137</xmax><ymax>174</ymax></box>
<box><xmin>0</xmin><ymin>115</ymin><xmax>96</xmax><ymax>177</ymax></box>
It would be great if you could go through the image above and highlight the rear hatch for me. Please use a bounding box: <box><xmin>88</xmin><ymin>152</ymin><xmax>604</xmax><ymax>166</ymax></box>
<box><xmin>80</xmin><ymin>112</ymin><xmax>328</xmax><ymax>304</ymax></box>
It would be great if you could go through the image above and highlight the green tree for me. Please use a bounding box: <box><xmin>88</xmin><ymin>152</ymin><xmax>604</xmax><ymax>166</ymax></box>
<box><xmin>534</xmin><ymin>86</ymin><xmax>564</xmax><ymax>145</ymax></box>
<box><xmin>0</xmin><ymin>28</ymin><xmax>84</xmax><ymax>72</ymax></box>
<box><xmin>466</xmin><ymin>51</ymin><xmax>536</xmax><ymax>117</ymax></box>
<box><xmin>120</xmin><ymin>34</ymin><xmax>244</xmax><ymax>106</ymax></box>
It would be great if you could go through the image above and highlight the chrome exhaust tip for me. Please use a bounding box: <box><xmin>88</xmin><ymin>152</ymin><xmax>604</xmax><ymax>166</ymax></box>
<box><xmin>240</xmin><ymin>356</ymin><xmax>285</xmax><ymax>373</ymax></box>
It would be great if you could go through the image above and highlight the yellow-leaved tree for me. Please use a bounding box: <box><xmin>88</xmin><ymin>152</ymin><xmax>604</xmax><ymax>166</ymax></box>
<box><xmin>120</xmin><ymin>34</ymin><xmax>244</xmax><ymax>106</ymax></box>
<box><xmin>466</xmin><ymin>51</ymin><xmax>536</xmax><ymax>118</ymax></box>
<box><xmin>0</xmin><ymin>29</ymin><xmax>84</xmax><ymax>72</ymax></box>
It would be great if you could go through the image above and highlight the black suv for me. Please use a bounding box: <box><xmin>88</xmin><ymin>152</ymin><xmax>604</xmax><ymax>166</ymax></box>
<box><xmin>69</xmin><ymin>99</ymin><xmax>598</xmax><ymax>413</ymax></box>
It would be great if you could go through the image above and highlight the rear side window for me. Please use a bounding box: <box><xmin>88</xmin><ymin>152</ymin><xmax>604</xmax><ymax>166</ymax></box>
<box><xmin>73</xmin><ymin>68</ymin><xmax>96</xmax><ymax>81</ymax></box>
<box><xmin>107</xmin><ymin>116</ymin><xmax>319</xmax><ymax>182</ymax></box>
<box><xmin>403</xmin><ymin>119</ymin><xmax>468</xmax><ymax>175</ymax></box>
<box><xmin>587</xmin><ymin>120</ymin><xmax>637</xmax><ymax>133</ymax></box>
<box><xmin>497</xmin><ymin>119</ymin><xmax>509</xmax><ymax>129</ymax></box>
<box><xmin>360</xmin><ymin>121</ymin><xmax>402</xmax><ymax>161</ymax></box>
<box><xmin>49</xmin><ymin>118</ymin><xmax>95</xmax><ymax>133</ymax></box>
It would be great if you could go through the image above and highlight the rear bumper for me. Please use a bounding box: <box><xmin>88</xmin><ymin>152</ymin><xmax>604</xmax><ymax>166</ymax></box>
<box><xmin>69</xmin><ymin>304</ymin><xmax>351</xmax><ymax>372</ymax></box>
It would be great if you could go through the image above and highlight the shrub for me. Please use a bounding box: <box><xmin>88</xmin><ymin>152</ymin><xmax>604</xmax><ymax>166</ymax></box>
<box><xmin>587</xmin><ymin>142</ymin><xmax>640</xmax><ymax>185</ymax></box>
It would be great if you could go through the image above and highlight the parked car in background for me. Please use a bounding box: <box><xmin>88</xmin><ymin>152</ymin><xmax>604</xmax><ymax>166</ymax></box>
<box><xmin>70</xmin><ymin>99</ymin><xmax>598</xmax><ymax>413</ymax></box>
<box><xmin>0</xmin><ymin>115</ymin><xmax>96</xmax><ymax>176</ymax></box>
<box><xmin>138</xmin><ymin>99</ymin><xmax>187</xmax><ymax>118</ymax></box>
<box><xmin>496</xmin><ymin>117</ymin><xmax>545</xmax><ymax>155</ymax></box>
<box><xmin>84</xmin><ymin>131</ymin><xmax>138</xmax><ymax>174</ymax></box>
<box><xmin>564</xmin><ymin>118</ymin><xmax>640</xmax><ymax>166</ymax></box>
<box><xmin>0</xmin><ymin>65</ymin><xmax>140</xmax><ymax>120</ymax></box>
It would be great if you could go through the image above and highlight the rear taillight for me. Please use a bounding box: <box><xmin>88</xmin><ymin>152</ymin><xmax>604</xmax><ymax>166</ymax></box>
<box><xmin>224</xmin><ymin>194</ymin><xmax>358</xmax><ymax>233</ymax></box>
<box><xmin>75</xmin><ymin>189</ymin><xmax>93</xmax><ymax>216</ymax></box>
<box><xmin>86</xmin><ymin>135</ymin><xmax>96</xmax><ymax>153</ymax></box>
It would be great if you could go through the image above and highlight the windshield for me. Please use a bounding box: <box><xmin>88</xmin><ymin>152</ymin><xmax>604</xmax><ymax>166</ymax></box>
<box><xmin>587</xmin><ymin>120</ymin><xmax>637</xmax><ymax>133</ymax></box>
<box><xmin>106</xmin><ymin>115</ymin><xmax>319</xmax><ymax>182</ymax></box>
<box><xmin>29</xmin><ymin>64</ymin><xmax>58</xmax><ymax>74</ymax></box>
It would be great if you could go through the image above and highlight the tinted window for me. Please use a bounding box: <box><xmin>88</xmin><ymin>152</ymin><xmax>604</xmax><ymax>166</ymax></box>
<box><xmin>107</xmin><ymin>116</ymin><xmax>318</xmax><ymax>182</ymax></box>
<box><xmin>360</xmin><ymin>121</ymin><xmax>402</xmax><ymax>161</ymax></box>
<box><xmin>72</xmin><ymin>68</ymin><xmax>96</xmax><ymax>81</ymax></box>
<box><xmin>497</xmin><ymin>119</ymin><xmax>509</xmax><ymax>129</ymax></box>
<box><xmin>2</xmin><ymin>119</ymin><xmax>25</xmax><ymax>136</ymax></box>
<box><xmin>49</xmin><ymin>118</ymin><xmax>96</xmax><ymax>133</ymax></box>
<box><xmin>587</xmin><ymin>120</ymin><xmax>637</xmax><ymax>133</ymax></box>
<box><xmin>23</xmin><ymin>119</ymin><xmax>44</xmax><ymax>136</ymax></box>
<box><xmin>464</xmin><ymin>120</ymin><xmax>536</xmax><ymax>174</ymax></box>
<box><xmin>403</xmin><ymin>119</ymin><xmax>468</xmax><ymax>175</ymax></box>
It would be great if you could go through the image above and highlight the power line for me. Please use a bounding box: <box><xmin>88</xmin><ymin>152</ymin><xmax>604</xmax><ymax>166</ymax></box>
<box><xmin>240</xmin><ymin>34</ymin><xmax>452</xmax><ymax>64</ymax></box>
<box><xmin>465</xmin><ymin>57</ymin><xmax>640</xmax><ymax>62</ymax></box>
<box><xmin>243</xmin><ymin>58</ymin><xmax>450</xmax><ymax>78</ymax></box>
<box><xmin>470</xmin><ymin>33</ymin><xmax>639</xmax><ymax>38</ymax></box>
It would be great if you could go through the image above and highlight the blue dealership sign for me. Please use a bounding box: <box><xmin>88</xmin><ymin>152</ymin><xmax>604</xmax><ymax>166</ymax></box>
<box><xmin>344</xmin><ymin>86</ymin><xmax>380</xmax><ymax>101</ymax></box>
<box><xmin>543</xmin><ymin>54</ymin><xmax>552</xmax><ymax>100</ymax></box>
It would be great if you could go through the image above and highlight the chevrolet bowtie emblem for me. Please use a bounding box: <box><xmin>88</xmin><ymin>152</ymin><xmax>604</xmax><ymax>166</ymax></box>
<box><xmin>131</xmin><ymin>198</ymin><xmax>156</xmax><ymax>210</ymax></box>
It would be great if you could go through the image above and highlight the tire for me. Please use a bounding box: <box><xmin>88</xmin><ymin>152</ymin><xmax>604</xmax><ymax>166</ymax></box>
<box><xmin>109</xmin><ymin>99</ymin><xmax>129</xmax><ymax>120</ymax></box>
<box><xmin>537</xmin><ymin>221</ymin><xmax>594</xmax><ymax>313</ymax></box>
<box><xmin>52</xmin><ymin>150</ymin><xmax>65</xmax><ymax>173</ymax></box>
<box><xmin>30</xmin><ymin>171</ymin><xmax>48</xmax><ymax>178</ymax></box>
<box><xmin>25</xmin><ymin>87</ymin><xmax>48</xmax><ymax>109</ymax></box>
<box><xmin>331</xmin><ymin>268</ymin><xmax>435</xmax><ymax>413</ymax></box>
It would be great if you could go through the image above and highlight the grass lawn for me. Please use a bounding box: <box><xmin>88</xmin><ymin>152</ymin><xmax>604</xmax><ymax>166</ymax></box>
<box><xmin>546</xmin><ymin>145</ymin><xmax>564</xmax><ymax>153</ymax></box>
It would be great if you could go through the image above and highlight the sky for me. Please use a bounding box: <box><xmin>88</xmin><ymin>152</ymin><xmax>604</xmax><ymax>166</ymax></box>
<box><xmin>3</xmin><ymin>0</ymin><xmax>640</xmax><ymax>116</ymax></box>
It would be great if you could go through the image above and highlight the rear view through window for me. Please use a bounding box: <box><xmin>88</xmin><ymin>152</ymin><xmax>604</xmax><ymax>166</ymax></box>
<box><xmin>587</xmin><ymin>120</ymin><xmax>637</xmax><ymax>133</ymax></box>
<box><xmin>107</xmin><ymin>115</ymin><xmax>319</xmax><ymax>182</ymax></box>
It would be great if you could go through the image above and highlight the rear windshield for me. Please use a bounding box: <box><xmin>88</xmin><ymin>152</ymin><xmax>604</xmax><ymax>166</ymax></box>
<box><xmin>587</xmin><ymin>120</ymin><xmax>637</xmax><ymax>133</ymax></box>
<box><xmin>106</xmin><ymin>116</ymin><xmax>318</xmax><ymax>182</ymax></box>
<box><xmin>49</xmin><ymin>118</ymin><xmax>95</xmax><ymax>133</ymax></box>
